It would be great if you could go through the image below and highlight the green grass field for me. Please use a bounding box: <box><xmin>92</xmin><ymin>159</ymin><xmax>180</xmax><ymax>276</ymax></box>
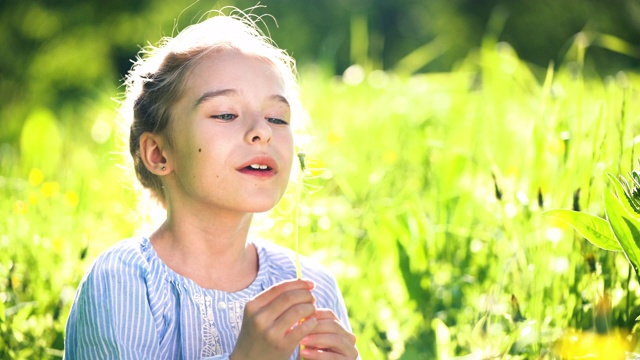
<box><xmin>2</xmin><ymin>38</ymin><xmax>640</xmax><ymax>359</ymax></box>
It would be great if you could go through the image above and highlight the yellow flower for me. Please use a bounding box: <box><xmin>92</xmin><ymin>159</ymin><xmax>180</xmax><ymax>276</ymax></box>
<box><xmin>64</xmin><ymin>191</ymin><xmax>79</xmax><ymax>208</ymax></box>
<box><xmin>41</xmin><ymin>181</ymin><xmax>59</xmax><ymax>198</ymax></box>
<box><xmin>383</xmin><ymin>151</ymin><xmax>398</xmax><ymax>165</ymax></box>
<box><xmin>28</xmin><ymin>191</ymin><xmax>39</xmax><ymax>205</ymax></box>
<box><xmin>52</xmin><ymin>237</ymin><xmax>64</xmax><ymax>253</ymax></box>
<box><xmin>28</xmin><ymin>168</ymin><xmax>44</xmax><ymax>186</ymax></box>
<box><xmin>327</xmin><ymin>131</ymin><xmax>343</xmax><ymax>145</ymax></box>
<box><xmin>305</xmin><ymin>157</ymin><xmax>326</xmax><ymax>178</ymax></box>
<box><xmin>553</xmin><ymin>329</ymin><xmax>631</xmax><ymax>359</ymax></box>
<box><xmin>14</xmin><ymin>200</ymin><xmax>28</xmax><ymax>214</ymax></box>
<box><xmin>546</xmin><ymin>137</ymin><xmax>566</xmax><ymax>156</ymax></box>
<box><xmin>11</xmin><ymin>275</ymin><xmax>21</xmax><ymax>289</ymax></box>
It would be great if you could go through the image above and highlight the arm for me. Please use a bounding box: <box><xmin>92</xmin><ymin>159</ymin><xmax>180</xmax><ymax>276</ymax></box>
<box><xmin>64</xmin><ymin>251</ymin><xmax>161</xmax><ymax>359</ymax></box>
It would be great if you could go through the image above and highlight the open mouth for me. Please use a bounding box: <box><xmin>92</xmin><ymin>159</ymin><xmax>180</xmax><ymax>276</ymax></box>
<box><xmin>247</xmin><ymin>164</ymin><xmax>272</xmax><ymax>171</ymax></box>
<box><xmin>238</xmin><ymin>163</ymin><xmax>276</xmax><ymax>177</ymax></box>
<box><xmin>238</xmin><ymin>155</ymin><xmax>278</xmax><ymax>177</ymax></box>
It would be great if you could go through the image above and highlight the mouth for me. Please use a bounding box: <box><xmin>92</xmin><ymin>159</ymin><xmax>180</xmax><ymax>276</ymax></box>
<box><xmin>247</xmin><ymin>164</ymin><xmax>272</xmax><ymax>171</ymax></box>
<box><xmin>237</xmin><ymin>156</ymin><xmax>278</xmax><ymax>177</ymax></box>
<box><xmin>238</xmin><ymin>163</ymin><xmax>276</xmax><ymax>178</ymax></box>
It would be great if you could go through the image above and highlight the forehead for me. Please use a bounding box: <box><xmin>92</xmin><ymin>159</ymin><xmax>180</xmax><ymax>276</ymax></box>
<box><xmin>166</xmin><ymin>49</ymin><xmax>293</xmax><ymax>130</ymax></box>
<box><xmin>186</xmin><ymin>49</ymin><xmax>286</xmax><ymax>92</ymax></box>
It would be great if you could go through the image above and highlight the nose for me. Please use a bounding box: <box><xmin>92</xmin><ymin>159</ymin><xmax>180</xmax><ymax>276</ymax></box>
<box><xmin>245</xmin><ymin>117</ymin><xmax>272</xmax><ymax>144</ymax></box>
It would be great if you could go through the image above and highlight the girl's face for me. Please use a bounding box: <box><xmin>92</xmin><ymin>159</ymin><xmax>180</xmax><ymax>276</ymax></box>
<box><xmin>162</xmin><ymin>50</ymin><xmax>294</xmax><ymax>215</ymax></box>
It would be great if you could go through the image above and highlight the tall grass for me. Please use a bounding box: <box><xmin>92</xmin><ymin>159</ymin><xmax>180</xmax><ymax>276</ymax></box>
<box><xmin>276</xmin><ymin>38</ymin><xmax>640</xmax><ymax>358</ymax></box>
<box><xmin>1</xmin><ymin>40</ymin><xmax>640</xmax><ymax>359</ymax></box>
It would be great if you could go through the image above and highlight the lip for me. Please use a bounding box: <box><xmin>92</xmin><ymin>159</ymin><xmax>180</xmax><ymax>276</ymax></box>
<box><xmin>237</xmin><ymin>154</ymin><xmax>279</xmax><ymax>177</ymax></box>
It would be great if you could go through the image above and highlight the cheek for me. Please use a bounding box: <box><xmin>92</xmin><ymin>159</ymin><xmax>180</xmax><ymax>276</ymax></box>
<box><xmin>283</xmin><ymin>135</ymin><xmax>295</xmax><ymax>165</ymax></box>
<box><xmin>278</xmin><ymin>134</ymin><xmax>295</xmax><ymax>177</ymax></box>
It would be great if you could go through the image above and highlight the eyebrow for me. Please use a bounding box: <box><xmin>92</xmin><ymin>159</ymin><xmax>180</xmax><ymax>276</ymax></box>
<box><xmin>193</xmin><ymin>89</ymin><xmax>291</xmax><ymax>109</ymax></box>
<box><xmin>193</xmin><ymin>89</ymin><xmax>237</xmax><ymax>108</ymax></box>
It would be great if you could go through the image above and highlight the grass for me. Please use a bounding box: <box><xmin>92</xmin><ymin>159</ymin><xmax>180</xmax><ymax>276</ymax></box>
<box><xmin>2</xmin><ymin>40</ymin><xmax>640</xmax><ymax>359</ymax></box>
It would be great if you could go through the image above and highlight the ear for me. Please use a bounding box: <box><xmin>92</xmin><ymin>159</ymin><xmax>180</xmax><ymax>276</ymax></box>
<box><xmin>139</xmin><ymin>132</ymin><xmax>171</xmax><ymax>175</ymax></box>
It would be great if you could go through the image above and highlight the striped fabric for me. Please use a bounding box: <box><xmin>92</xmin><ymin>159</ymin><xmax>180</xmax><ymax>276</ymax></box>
<box><xmin>64</xmin><ymin>236</ymin><xmax>353</xmax><ymax>360</ymax></box>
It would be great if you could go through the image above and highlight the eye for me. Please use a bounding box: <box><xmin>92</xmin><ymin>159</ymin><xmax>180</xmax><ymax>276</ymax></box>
<box><xmin>267</xmin><ymin>117</ymin><xmax>288</xmax><ymax>125</ymax></box>
<box><xmin>212</xmin><ymin>114</ymin><xmax>237</xmax><ymax>121</ymax></box>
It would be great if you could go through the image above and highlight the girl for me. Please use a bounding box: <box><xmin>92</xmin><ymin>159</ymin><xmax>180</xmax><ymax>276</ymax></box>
<box><xmin>64</xmin><ymin>11</ymin><xmax>359</xmax><ymax>360</ymax></box>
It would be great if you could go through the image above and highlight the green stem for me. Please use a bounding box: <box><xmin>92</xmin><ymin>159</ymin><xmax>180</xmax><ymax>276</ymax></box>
<box><xmin>295</xmin><ymin>182</ymin><xmax>302</xmax><ymax>279</ymax></box>
<box><xmin>295</xmin><ymin>152</ymin><xmax>306</xmax><ymax>279</ymax></box>
<box><xmin>295</xmin><ymin>152</ymin><xmax>306</xmax><ymax>359</ymax></box>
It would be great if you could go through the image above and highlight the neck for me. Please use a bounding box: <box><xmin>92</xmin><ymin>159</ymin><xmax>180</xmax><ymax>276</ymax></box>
<box><xmin>150</xmin><ymin>201</ymin><xmax>258</xmax><ymax>292</ymax></box>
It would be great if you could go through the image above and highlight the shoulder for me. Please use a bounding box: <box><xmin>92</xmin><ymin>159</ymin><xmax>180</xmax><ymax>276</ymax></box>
<box><xmin>65</xmin><ymin>237</ymin><xmax>166</xmax><ymax>358</ymax></box>
<box><xmin>78</xmin><ymin>236</ymin><xmax>160</xmax><ymax>293</ymax></box>
<box><xmin>256</xmin><ymin>240</ymin><xmax>341</xmax><ymax>304</ymax></box>
<box><xmin>85</xmin><ymin>237</ymin><xmax>152</xmax><ymax>277</ymax></box>
<box><xmin>71</xmin><ymin>236</ymin><xmax>168</xmax><ymax>319</ymax></box>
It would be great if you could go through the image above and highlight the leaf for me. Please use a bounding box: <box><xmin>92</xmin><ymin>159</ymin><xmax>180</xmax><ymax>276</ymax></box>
<box><xmin>607</xmin><ymin>173</ymin><xmax>640</xmax><ymax>217</ymax></box>
<box><xmin>604</xmin><ymin>187</ymin><xmax>640</xmax><ymax>277</ymax></box>
<box><xmin>543</xmin><ymin>209</ymin><xmax>622</xmax><ymax>251</ymax></box>
<box><xmin>615</xmin><ymin>176</ymin><xmax>640</xmax><ymax>214</ymax></box>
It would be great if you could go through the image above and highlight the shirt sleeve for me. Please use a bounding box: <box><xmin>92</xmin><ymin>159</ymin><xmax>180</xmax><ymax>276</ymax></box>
<box><xmin>64</xmin><ymin>249</ymin><xmax>161</xmax><ymax>359</ymax></box>
<box><xmin>332</xmin><ymin>282</ymin><xmax>353</xmax><ymax>332</ymax></box>
<box><xmin>305</xmin><ymin>265</ymin><xmax>360</xmax><ymax>360</ymax></box>
<box><xmin>325</xmin><ymin>275</ymin><xmax>362</xmax><ymax>360</ymax></box>
<box><xmin>335</xmin><ymin>287</ymin><xmax>362</xmax><ymax>360</ymax></box>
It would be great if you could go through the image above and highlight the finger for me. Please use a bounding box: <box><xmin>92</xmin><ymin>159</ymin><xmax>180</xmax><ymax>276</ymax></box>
<box><xmin>274</xmin><ymin>301</ymin><xmax>317</xmax><ymax>334</ymax></box>
<box><xmin>305</xmin><ymin>319</ymin><xmax>356</xmax><ymax>346</ymax></box>
<box><xmin>307</xmin><ymin>310</ymin><xmax>356</xmax><ymax>345</ymax></box>
<box><xmin>246</xmin><ymin>279</ymin><xmax>314</xmax><ymax>313</ymax></box>
<box><xmin>284</xmin><ymin>315</ymin><xmax>318</xmax><ymax>344</ymax></box>
<box><xmin>301</xmin><ymin>332</ymin><xmax>355</xmax><ymax>352</ymax></box>
<box><xmin>300</xmin><ymin>338</ymin><xmax>359</xmax><ymax>360</ymax></box>
<box><xmin>268</xmin><ymin>288</ymin><xmax>316</xmax><ymax>323</ymax></box>
<box><xmin>250</xmin><ymin>288</ymin><xmax>315</xmax><ymax>337</ymax></box>
<box><xmin>313</xmin><ymin>309</ymin><xmax>340</xmax><ymax>321</ymax></box>
<box><xmin>269</xmin><ymin>288</ymin><xmax>316</xmax><ymax>315</ymax></box>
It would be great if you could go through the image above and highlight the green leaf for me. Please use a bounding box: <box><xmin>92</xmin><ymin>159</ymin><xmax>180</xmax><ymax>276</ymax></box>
<box><xmin>604</xmin><ymin>187</ymin><xmax>640</xmax><ymax>277</ymax></box>
<box><xmin>543</xmin><ymin>209</ymin><xmax>622</xmax><ymax>251</ymax></box>
<box><xmin>607</xmin><ymin>173</ymin><xmax>640</xmax><ymax>217</ymax></box>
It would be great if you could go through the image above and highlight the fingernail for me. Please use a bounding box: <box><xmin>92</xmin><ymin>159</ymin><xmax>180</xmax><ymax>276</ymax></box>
<box><xmin>304</xmin><ymin>280</ymin><xmax>315</xmax><ymax>289</ymax></box>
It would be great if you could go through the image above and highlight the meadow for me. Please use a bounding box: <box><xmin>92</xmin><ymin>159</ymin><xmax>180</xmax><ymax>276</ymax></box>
<box><xmin>1</xmin><ymin>34</ymin><xmax>640</xmax><ymax>359</ymax></box>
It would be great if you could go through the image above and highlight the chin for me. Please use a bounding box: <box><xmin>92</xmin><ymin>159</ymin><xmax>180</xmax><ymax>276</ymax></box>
<box><xmin>243</xmin><ymin>199</ymin><xmax>280</xmax><ymax>214</ymax></box>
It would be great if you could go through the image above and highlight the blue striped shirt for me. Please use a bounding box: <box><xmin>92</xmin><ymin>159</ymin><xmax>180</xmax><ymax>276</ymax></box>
<box><xmin>64</xmin><ymin>236</ymin><xmax>353</xmax><ymax>359</ymax></box>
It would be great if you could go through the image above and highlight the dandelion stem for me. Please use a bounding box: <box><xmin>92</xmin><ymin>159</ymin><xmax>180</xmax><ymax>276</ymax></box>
<box><xmin>295</xmin><ymin>152</ymin><xmax>306</xmax><ymax>279</ymax></box>
<box><xmin>296</xmin><ymin>152</ymin><xmax>306</xmax><ymax>360</ymax></box>
<box><xmin>295</xmin><ymin>182</ymin><xmax>302</xmax><ymax>279</ymax></box>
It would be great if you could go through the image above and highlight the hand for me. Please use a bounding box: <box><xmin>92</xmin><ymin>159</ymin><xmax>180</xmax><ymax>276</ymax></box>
<box><xmin>231</xmin><ymin>279</ymin><xmax>318</xmax><ymax>360</ymax></box>
<box><xmin>299</xmin><ymin>309</ymin><xmax>358</xmax><ymax>360</ymax></box>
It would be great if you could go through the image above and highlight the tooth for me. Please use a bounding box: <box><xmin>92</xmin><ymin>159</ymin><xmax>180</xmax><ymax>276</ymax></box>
<box><xmin>250</xmin><ymin>164</ymin><xmax>260</xmax><ymax>169</ymax></box>
<box><xmin>259</xmin><ymin>165</ymin><xmax>268</xmax><ymax>170</ymax></box>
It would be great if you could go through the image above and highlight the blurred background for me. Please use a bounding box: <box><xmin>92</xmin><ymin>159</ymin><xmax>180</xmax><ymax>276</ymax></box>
<box><xmin>2</xmin><ymin>0</ymin><xmax>639</xmax><ymax>143</ymax></box>
<box><xmin>2</xmin><ymin>0</ymin><xmax>640</xmax><ymax>359</ymax></box>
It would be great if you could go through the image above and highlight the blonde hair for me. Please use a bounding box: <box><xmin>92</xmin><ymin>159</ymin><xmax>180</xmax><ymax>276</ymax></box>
<box><xmin>120</xmin><ymin>10</ymin><xmax>304</xmax><ymax>202</ymax></box>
